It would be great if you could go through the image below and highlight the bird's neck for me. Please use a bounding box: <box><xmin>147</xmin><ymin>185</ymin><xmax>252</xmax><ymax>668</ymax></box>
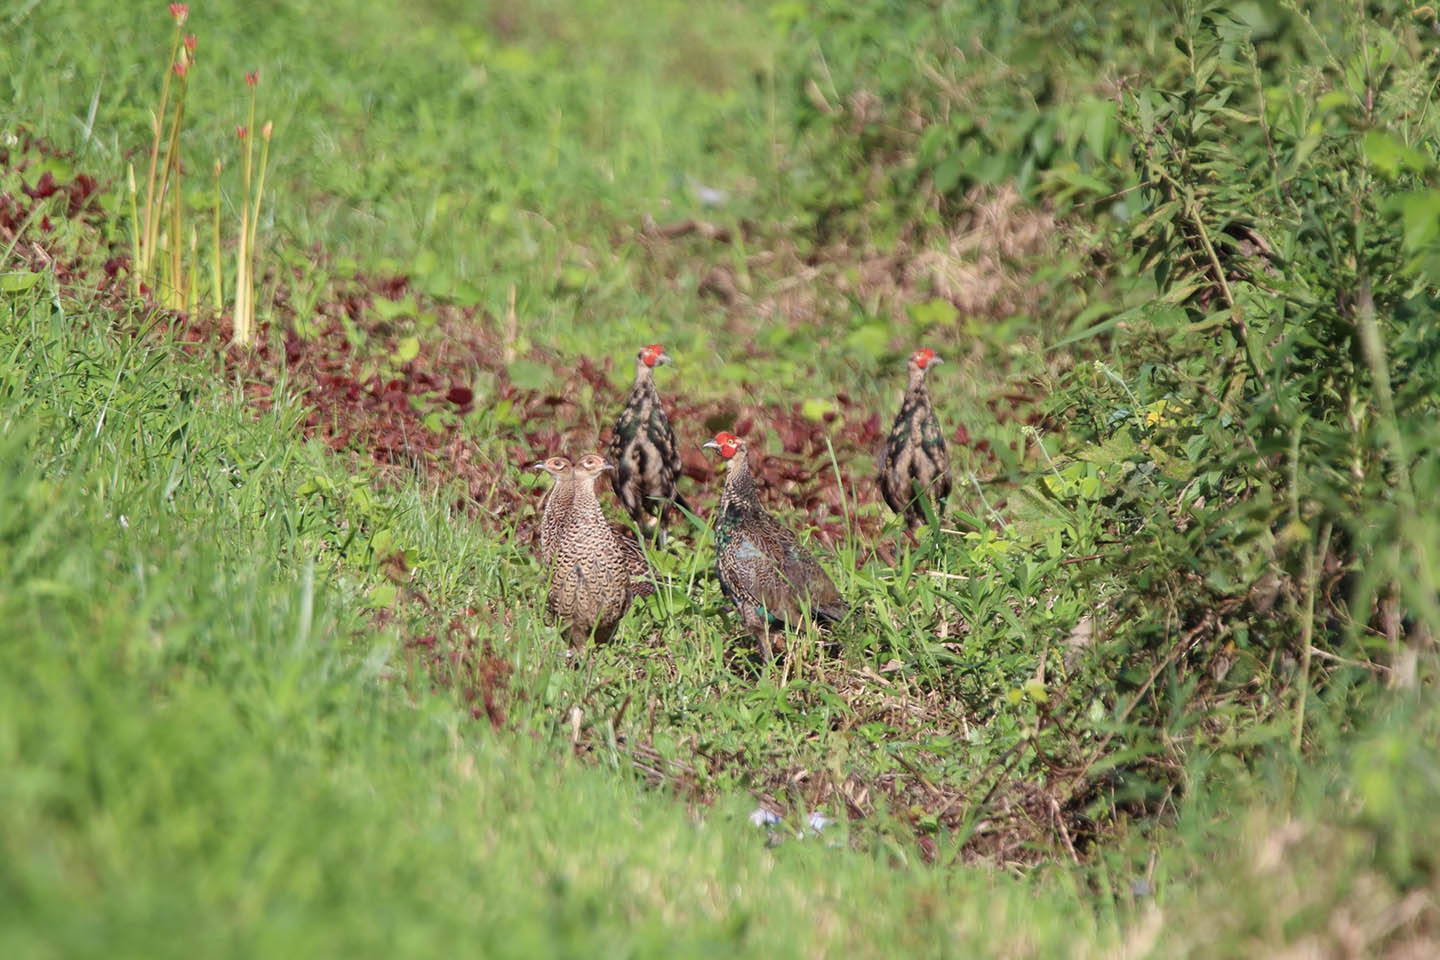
<box><xmin>905</xmin><ymin>368</ymin><xmax>930</xmax><ymax>406</ymax></box>
<box><xmin>632</xmin><ymin>361</ymin><xmax>656</xmax><ymax>391</ymax></box>
<box><xmin>570</xmin><ymin>475</ymin><xmax>606</xmax><ymax>522</ymax></box>
<box><xmin>720</xmin><ymin>455</ymin><xmax>759</xmax><ymax>512</ymax></box>
<box><xmin>550</xmin><ymin>474</ymin><xmax>576</xmax><ymax>509</ymax></box>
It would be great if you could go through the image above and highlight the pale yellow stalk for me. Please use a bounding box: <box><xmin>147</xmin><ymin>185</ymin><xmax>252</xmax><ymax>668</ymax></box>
<box><xmin>187</xmin><ymin>225</ymin><xmax>198</xmax><ymax>315</ymax></box>
<box><xmin>245</xmin><ymin>122</ymin><xmax>273</xmax><ymax>337</ymax></box>
<box><xmin>150</xmin><ymin>63</ymin><xmax>190</xmax><ymax>298</ymax></box>
<box><xmin>127</xmin><ymin>164</ymin><xmax>141</xmax><ymax>298</ymax></box>
<box><xmin>140</xmin><ymin>24</ymin><xmax>183</xmax><ymax>278</ymax></box>
<box><xmin>211</xmin><ymin>159</ymin><xmax>224</xmax><ymax>311</ymax></box>
<box><xmin>232</xmin><ymin>80</ymin><xmax>258</xmax><ymax>345</ymax></box>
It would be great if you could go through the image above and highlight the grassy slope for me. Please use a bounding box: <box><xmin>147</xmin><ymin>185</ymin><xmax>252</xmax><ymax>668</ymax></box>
<box><xmin>0</xmin><ymin>286</ymin><xmax>1107</xmax><ymax>958</ymax></box>
<box><xmin>3</xmin><ymin>0</ymin><xmax>1439</xmax><ymax>956</ymax></box>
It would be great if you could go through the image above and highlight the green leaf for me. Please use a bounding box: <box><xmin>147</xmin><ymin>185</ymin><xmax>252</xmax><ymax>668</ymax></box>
<box><xmin>393</xmin><ymin>336</ymin><xmax>420</xmax><ymax>363</ymax></box>
<box><xmin>1363</xmin><ymin>130</ymin><xmax>1428</xmax><ymax>178</ymax></box>
<box><xmin>1397</xmin><ymin>190</ymin><xmax>1440</xmax><ymax>252</ymax></box>
<box><xmin>371</xmin><ymin>296</ymin><xmax>416</xmax><ymax>321</ymax></box>
<box><xmin>767</xmin><ymin>0</ymin><xmax>807</xmax><ymax>31</ymax></box>
<box><xmin>845</xmin><ymin>322</ymin><xmax>890</xmax><ymax>355</ymax></box>
<box><xmin>907</xmin><ymin>298</ymin><xmax>958</xmax><ymax>328</ymax></box>
<box><xmin>0</xmin><ymin>272</ymin><xmax>40</xmax><ymax>293</ymax></box>
<box><xmin>932</xmin><ymin>154</ymin><xmax>965</xmax><ymax>195</ymax></box>
<box><xmin>509</xmin><ymin>359</ymin><xmax>550</xmax><ymax>391</ymax></box>
<box><xmin>365</xmin><ymin>582</ymin><xmax>397</xmax><ymax>609</ymax></box>
<box><xmin>1083</xmin><ymin>100</ymin><xmax>1114</xmax><ymax>159</ymax></box>
<box><xmin>1130</xmin><ymin>200</ymin><xmax>1180</xmax><ymax>241</ymax></box>
<box><xmin>801</xmin><ymin>398</ymin><xmax>837</xmax><ymax>421</ymax></box>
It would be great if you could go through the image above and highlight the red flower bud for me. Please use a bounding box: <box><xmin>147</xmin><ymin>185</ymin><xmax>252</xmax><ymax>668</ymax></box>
<box><xmin>261</xmin><ymin>121</ymin><xmax>273</xmax><ymax>139</ymax></box>
<box><xmin>169</xmin><ymin>3</ymin><xmax>188</xmax><ymax>25</ymax></box>
<box><xmin>236</xmin><ymin>125</ymin><xmax>248</xmax><ymax>140</ymax></box>
<box><xmin>184</xmin><ymin>33</ymin><xmax>197</xmax><ymax>52</ymax></box>
<box><xmin>173</xmin><ymin>60</ymin><xmax>189</xmax><ymax>77</ymax></box>
<box><xmin>245</xmin><ymin>70</ymin><xmax>259</xmax><ymax>88</ymax></box>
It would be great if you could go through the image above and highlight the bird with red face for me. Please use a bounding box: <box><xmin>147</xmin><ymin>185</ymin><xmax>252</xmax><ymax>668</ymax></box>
<box><xmin>878</xmin><ymin>347</ymin><xmax>951</xmax><ymax>530</ymax></box>
<box><xmin>608</xmin><ymin>343</ymin><xmax>690</xmax><ymax>542</ymax></box>
<box><xmin>702</xmin><ymin>431</ymin><xmax>846</xmax><ymax>662</ymax></box>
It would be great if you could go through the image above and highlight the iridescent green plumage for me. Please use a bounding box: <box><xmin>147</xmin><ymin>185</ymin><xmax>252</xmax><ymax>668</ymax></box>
<box><xmin>705</xmin><ymin>433</ymin><xmax>845</xmax><ymax>662</ymax></box>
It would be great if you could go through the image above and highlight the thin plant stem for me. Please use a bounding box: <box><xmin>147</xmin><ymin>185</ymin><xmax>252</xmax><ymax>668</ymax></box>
<box><xmin>1292</xmin><ymin>522</ymin><xmax>1333</xmax><ymax>753</ymax></box>
<box><xmin>211</xmin><ymin>160</ymin><xmax>223</xmax><ymax>311</ymax></box>
<box><xmin>233</xmin><ymin>83</ymin><xmax>258</xmax><ymax>345</ymax></box>
<box><xmin>140</xmin><ymin>23</ymin><xmax>183</xmax><ymax>278</ymax></box>
<box><xmin>150</xmin><ymin>67</ymin><xmax>190</xmax><ymax>295</ymax></box>
<box><xmin>247</xmin><ymin>125</ymin><xmax>273</xmax><ymax>336</ymax></box>
<box><xmin>126</xmin><ymin>163</ymin><xmax>141</xmax><ymax>298</ymax></box>
<box><xmin>187</xmin><ymin>225</ymin><xmax>198</xmax><ymax>316</ymax></box>
<box><xmin>169</xmin><ymin>132</ymin><xmax>184</xmax><ymax>309</ymax></box>
<box><xmin>234</xmin><ymin>193</ymin><xmax>250</xmax><ymax>342</ymax></box>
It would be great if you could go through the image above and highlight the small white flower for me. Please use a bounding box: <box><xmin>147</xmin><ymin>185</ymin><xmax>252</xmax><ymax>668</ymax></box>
<box><xmin>748</xmin><ymin>807</ymin><xmax>781</xmax><ymax>827</ymax></box>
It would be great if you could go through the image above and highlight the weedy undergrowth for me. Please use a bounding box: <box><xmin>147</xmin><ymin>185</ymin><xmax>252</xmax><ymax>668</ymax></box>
<box><xmin>123</xmin><ymin>3</ymin><xmax>275</xmax><ymax>341</ymax></box>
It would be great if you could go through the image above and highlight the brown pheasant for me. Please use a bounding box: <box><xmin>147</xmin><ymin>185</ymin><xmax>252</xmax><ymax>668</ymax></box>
<box><xmin>702</xmin><ymin>431</ymin><xmax>846</xmax><ymax>663</ymax></box>
<box><xmin>546</xmin><ymin>453</ymin><xmax>653</xmax><ymax>650</ymax></box>
<box><xmin>608</xmin><ymin>343</ymin><xmax>690</xmax><ymax>539</ymax></box>
<box><xmin>531</xmin><ymin>455</ymin><xmax>574</xmax><ymax>567</ymax></box>
<box><xmin>878</xmin><ymin>347</ymin><xmax>951</xmax><ymax>529</ymax></box>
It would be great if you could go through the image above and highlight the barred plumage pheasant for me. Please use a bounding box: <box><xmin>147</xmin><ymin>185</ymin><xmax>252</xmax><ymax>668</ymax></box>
<box><xmin>609</xmin><ymin>344</ymin><xmax>690</xmax><ymax>539</ymax></box>
<box><xmin>878</xmin><ymin>347</ymin><xmax>951</xmax><ymax>529</ymax></box>
<box><xmin>545</xmin><ymin>453</ymin><xmax>654</xmax><ymax>650</ymax></box>
<box><xmin>532</xmin><ymin>455</ymin><xmax>574</xmax><ymax>567</ymax></box>
<box><xmin>702</xmin><ymin>432</ymin><xmax>846</xmax><ymax>662</ymax></box>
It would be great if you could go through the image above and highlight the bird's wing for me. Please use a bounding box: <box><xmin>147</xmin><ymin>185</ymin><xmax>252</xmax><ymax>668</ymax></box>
<box><xmin>610</xmin><ymin>521</ymin><xmax>657</xmax><ymax>597</ymax></box>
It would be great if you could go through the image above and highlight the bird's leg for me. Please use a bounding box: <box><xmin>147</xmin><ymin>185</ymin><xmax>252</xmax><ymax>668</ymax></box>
<box><xmin>644</xmin><ymin>507</ymin><xmax>668</xmax><ymax>549</ymax></box>
<box><xmin>756</xmin><ymin>624</ymin><xmax>774</xmax><ymax>664</ymax></box>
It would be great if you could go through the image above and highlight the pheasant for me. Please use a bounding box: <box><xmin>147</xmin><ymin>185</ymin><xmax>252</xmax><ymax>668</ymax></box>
<box><xmin>878</xmin><ymin>347</ymin><xmax>951</xmax><ymax>529</ymax></box>
<box><xmin>531</xmin><ymin>455</ymin><xmax>574</xmax><ymax>567</ymax></box>
<box><xmin>702</xmin><ymin>431</ymin><xmax>846</xmax><ymax>662</ymax></box>
<box><xmin>546</xmin><ymin>453</ymin><xmax>653</xmax><ymax>650</ymax></box>
<box><xmin>608</xmin><ymin>343</ymin><xmax>690</xmax><ymax>539</ymax></box>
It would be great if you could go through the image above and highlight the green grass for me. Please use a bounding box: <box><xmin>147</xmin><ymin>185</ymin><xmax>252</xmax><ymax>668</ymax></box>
<box><xmin>3</xmin><ymin>0</ymin><xmax>1440</xmax><ymax>955</ymax></box>
<box><xmin>0</xmin><ymin>287</ymin><xmax>1114</xmax><ymax>957</ymax></box>
<box><xmin>5</xmin><ymin>294</ymin><xmax>1434</xmax><ymax>956</ymax></box>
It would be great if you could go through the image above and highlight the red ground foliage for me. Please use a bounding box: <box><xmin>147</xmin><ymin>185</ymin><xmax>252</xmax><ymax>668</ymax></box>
<box><xmin>6</xmin><ymin>136</ymin><xmax>1097</xmax><ymax>858</ymax></box>
<box><xmin>2</xmin><ymin>134</ymin><xmax>1008</xmax><ymax>564</ymax></box>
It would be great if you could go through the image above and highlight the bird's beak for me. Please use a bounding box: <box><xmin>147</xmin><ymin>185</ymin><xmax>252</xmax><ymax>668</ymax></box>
<box><xmin>702</xmin><ymin>440</ymin><xmax>720</xmax><ymax>452</ymax></box>
<box><xmin>601</xmin><ymin>460</ymin><xmax>617</xmax><ymax>473</ymax></box>
<box><xmin>530</xmin><ymin>460</ymin><xmax>547</xmax><ymax>472</ymax></box>
<box><xmin>931</xmin><ymin>355</ymin><xmax>944</xmax><ymax>365</ymax></box>
<box><xmin>657</xmin><ymin>352</ymin><xmax>673</xmax><ymax>366</ymax></box>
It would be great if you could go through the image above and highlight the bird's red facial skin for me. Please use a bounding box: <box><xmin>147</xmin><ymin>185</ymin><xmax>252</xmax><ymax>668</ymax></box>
<box><xmin>912</xmin><ymin>348</ymin><xmax>936</xmax><ymax>370</ymax></box>
<box><xmin>640</xmin><ymin>344</ymin><xmax>665</xmax><ymax>367</ymax></box>
<box><xmin>712</xmin><ymin>432</ymin><xmax>741</xmax><ymax>459</ymax></box>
